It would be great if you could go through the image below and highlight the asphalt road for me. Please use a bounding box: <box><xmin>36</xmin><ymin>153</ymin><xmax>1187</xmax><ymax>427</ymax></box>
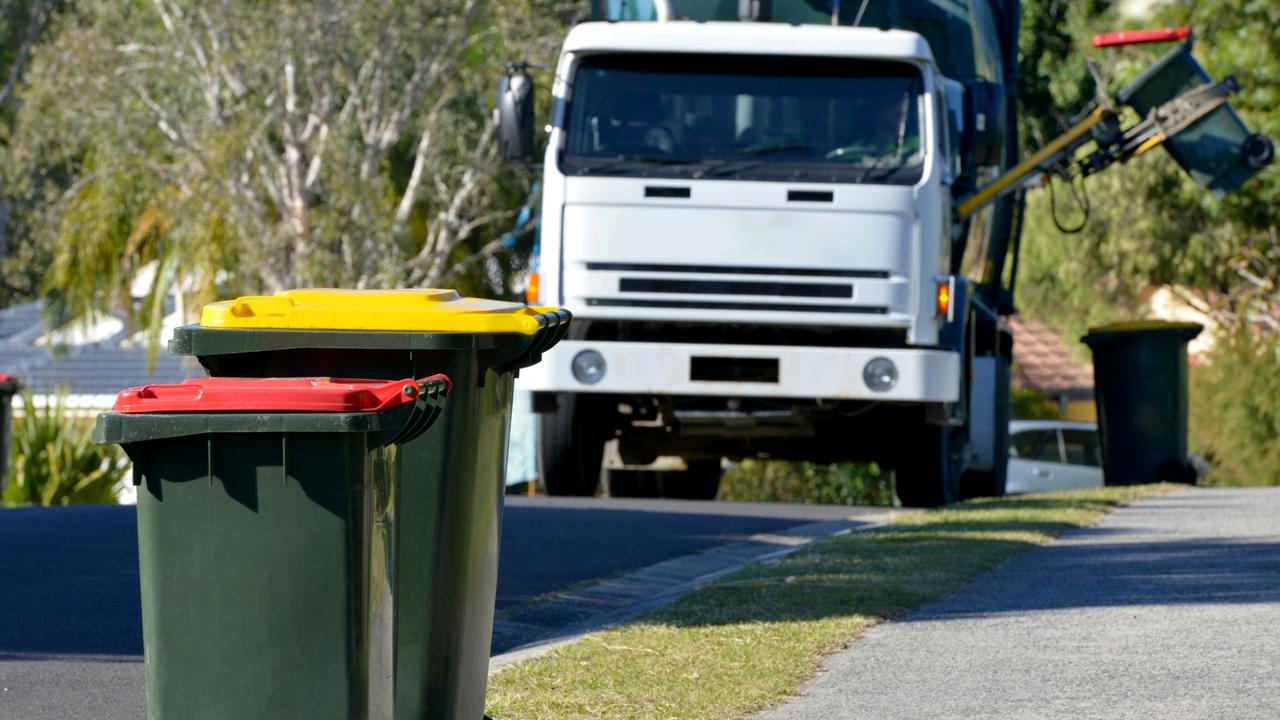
<box><xmin>0</xmin><ymin>496</ymin><xmax>865</xmax><ymax>719</ymax></box>
<box><xmin>757</xmin><ymin>487</ymin><xmax>1280</xmax><ymax>720</ymax></box>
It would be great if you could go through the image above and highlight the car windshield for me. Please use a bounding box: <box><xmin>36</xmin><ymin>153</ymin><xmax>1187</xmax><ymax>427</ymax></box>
<box><xmin>562</xmin><ymin>54</ymin><xmax>925</xmax><ymax>184</ymax></box>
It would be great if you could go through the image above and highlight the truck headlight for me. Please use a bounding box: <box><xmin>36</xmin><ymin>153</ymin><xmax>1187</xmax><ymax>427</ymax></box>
<box><xmin>863</xmin><ymin>357</ymin><xmax>898</xmax><ymax>392</ymax></box>
<box><xmin>571</xmin><ymin>350</ymin><xmax>606</xmax><ymax>385</ymax></box>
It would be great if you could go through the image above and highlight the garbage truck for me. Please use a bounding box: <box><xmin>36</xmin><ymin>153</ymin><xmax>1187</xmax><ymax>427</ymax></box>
<box><xmin>496</xmin><ymin>1</ymin><xmax>1273</xmax><ymax>505</ymax></box>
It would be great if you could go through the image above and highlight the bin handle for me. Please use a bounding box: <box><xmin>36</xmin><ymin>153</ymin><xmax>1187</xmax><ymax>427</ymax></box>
<box><xmin>493</xmin><ymin>308</ymin><xmax>573</xmax><ymax>374</ymax></box>
<box><xmin>378</xmin><ymin>374</ymin><xmax>452</xmax><ymax>448</ymax></box>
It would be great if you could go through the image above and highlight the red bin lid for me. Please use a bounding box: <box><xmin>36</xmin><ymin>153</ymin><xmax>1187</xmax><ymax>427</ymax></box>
<box><xmin>1092</xmin><ymin>27</ymin><xmax>1190</xmax><ymax>48</ymax></box>
<box><xmin>113</xmin><ymin>377</ymin><xmax>443</xmax><ymax>414</ymax></box>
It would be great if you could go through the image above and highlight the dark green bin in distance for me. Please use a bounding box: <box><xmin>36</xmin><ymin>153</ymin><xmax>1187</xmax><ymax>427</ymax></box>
<box><xmin>0</xmin><ymin>374</ymin><xmax>17</xmax><ymax>496</ymax></box>
<box><xmin>168</xmin><ymin>289</ymin><xmax>571</xmax><ymax>720</ymax></box>
<box><xmin>94</xmin><ymin>376</ymin><xmax>451</xmax><ymax>720</ymax></box>
<box><xmin>1082</xmin><ymin>321</ymin><xmax>1203</xmax><ymax>487</ymax></box>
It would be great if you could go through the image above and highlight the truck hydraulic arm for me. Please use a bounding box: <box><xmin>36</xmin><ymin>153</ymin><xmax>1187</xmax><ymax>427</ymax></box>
<box><xmin>955</xmin><ymin>75</ymin><xmax>1238</xmax><ymax>222</ymax></box>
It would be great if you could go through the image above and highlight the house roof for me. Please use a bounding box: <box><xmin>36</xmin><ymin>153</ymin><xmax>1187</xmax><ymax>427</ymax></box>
<box><xmin>1008</xmin><ymin>315</ymin><xmax>1094</xmax><ymax>396</ymax></box>
<box><xmin>0</xmin><ymin>301</ymin><xmax>203</xmax><ymax>400</ymax></box>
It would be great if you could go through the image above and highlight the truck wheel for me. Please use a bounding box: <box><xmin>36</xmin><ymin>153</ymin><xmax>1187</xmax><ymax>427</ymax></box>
<box><xmin>538</xmin><ymin>394</ymin><xmax>607</xmax><ymax>496</ymax></box>
<box><xmin>893</xmin><ymin>426</ymin><xmax>963</xmax><ymax>508</ymax></box>
<box><xmin>960</xmin><ymin>355</ymin><xmax>1011</xmax><ymax>500</ymax></box>
<box><xmin>607</xmin><ymin>460</ymin><xmax>721</xmax><ymax>500</ymax></box>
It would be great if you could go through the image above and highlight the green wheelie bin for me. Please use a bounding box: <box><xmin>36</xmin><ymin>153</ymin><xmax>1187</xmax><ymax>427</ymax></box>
<box><xmin>1116</xmin><ymin>41</ymin><xmax>1273</xmax><ymax>197</ymax></box>
<box><xmin>1081</xmin><ymin>321</ymin><xmax>1203</xmax><ymax>486</ymax></box>
<box><xmin>0</xmin><ymin>374</ymin><xmax>17</xmax><ymax>496</ymax></box>
<box><xmin>167</xmin><ymin>288</ymin><xmax>571</xmax><ymax>720</ymax></box>
<box><xmin>94</xmin><ymin>375</ymin><xmax>451</xmax><ymax>720</ymax></box>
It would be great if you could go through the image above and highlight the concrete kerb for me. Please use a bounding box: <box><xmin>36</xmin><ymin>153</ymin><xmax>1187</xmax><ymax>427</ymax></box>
<box><xmin>488</xmin><ymin>509</ymin><xmax>907</xmax><ymax>675</ymax></box>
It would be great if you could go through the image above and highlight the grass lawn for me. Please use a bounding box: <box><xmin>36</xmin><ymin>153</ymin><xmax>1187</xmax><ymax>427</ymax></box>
<box><xmin>486</xmin><ymin>485</ymin><xmax>1169</xmax><ymax>719</ymax></box>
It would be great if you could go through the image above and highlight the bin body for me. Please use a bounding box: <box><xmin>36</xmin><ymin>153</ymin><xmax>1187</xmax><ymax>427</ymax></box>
<box><xmin>1117</xmin><ymin>42</ymin><xmax>1265</xmax><ymax>196</ymax></box>
<box><xmin>169</xmin><ymin>290</ymin><xmax>569</xmax><ymax>720</ymax></box>
<box><xmin>96</xmin><ymin>398</ymin><xmax>439</xmax><ymax>720</ymax></box>
<box><xmin>0</xmin><ymin>375</ymin><xmax>16</xmax><ymax>496</ymax></box>
<box><xmin>1082</xmin><ymin>322</ymin><xmax>1202</xmax><ymax>486</ymax></box>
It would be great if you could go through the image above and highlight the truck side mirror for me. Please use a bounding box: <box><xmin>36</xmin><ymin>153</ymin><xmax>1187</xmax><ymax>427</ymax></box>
<box><xmin>496</xmin><ymin>68</ymin><xmax>536</xmax><ymax>163</ymax></box>
<box><xmin>964</xmin><ymin>80</ymin><xmax>1005</xmax><ymax>167</ymax></box>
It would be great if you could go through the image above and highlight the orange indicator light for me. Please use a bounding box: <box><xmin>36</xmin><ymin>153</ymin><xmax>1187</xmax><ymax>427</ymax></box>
<box><xmin>526</xmin><ymin>272</ymin><xmax>540</xmax><ymax>305</ymax></box>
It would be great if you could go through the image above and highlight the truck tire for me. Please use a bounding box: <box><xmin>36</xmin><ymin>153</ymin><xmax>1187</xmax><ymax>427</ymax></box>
<box><xmin>607</xmin><ymin>460</ymin><xmax>721</xmax><ymax>500</ymax></box>
<box><xmin>960</xmin><ymin>355</ymin><xmax>1011</xmax><ymax>500</ymax></box>
<box><xmin>538</xmin><ymin>394</ymin><xmax>607</xmax><ymax>496</ymax></box>
<box><xmin>893</xmin><ymin>426</ymin><xmax>963</xmax><ymax>508</ymax></box>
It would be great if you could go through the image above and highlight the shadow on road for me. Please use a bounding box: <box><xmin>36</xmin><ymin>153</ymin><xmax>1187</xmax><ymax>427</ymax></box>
<box><xmin>498</xmin><ymin>498</ymin><xmax>864</xmax><ymax>610</ymax></box>
<box><xmin>901</xmin><ymin>529</ymin><xmax>1280</xmax><ymax>619</ymax></box>
<box><xmin>0</xmin><ymin>497</ymin><xmax>868</xmax><ymax>659</ymax></box>
<box><xmin>0</xmin><ymin>505</ymin><xmax>142</xmax><ymax>658</ymax></box>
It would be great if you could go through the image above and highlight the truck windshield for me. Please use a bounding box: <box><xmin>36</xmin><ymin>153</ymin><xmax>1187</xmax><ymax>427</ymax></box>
<box><xmin>563</xmin><ymin>54</ymin><xmax>925</xmax><ymax>184</ymax></box>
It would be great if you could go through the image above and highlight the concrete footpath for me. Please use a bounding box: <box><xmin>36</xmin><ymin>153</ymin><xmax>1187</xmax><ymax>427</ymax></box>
<box><xmin>757</xmin><ymin>487</ymin><xmax>1280</xmax><ymax>720</ymax></box>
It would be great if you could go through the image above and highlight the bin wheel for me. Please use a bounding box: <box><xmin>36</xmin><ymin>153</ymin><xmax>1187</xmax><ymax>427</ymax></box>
<box><xmin>893</xmin><ymin>425</ymin><xmax>963</xmax><ymax>508</ymax></box>
<box><xmin>539</xmin><ymin>394</ymin><xmax>607</xmax><ymax>496</ymax></box>
<box><xmin>607</xmin><ymin>460</ymin><xmax>721</xmax><ymax>500</ymax></box>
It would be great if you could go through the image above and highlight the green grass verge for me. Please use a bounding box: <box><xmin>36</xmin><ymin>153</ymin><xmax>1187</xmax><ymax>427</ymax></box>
<box><xmin>486</xmin><ymin>485</ymin><xmax>1170</xmax><ymax>719</ymax></box>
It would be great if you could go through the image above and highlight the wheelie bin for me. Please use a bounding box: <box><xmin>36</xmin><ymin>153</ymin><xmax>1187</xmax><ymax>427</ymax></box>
<box><xmin>94</xmin><ymin>375</ymin><xmax>451</xmax><ymax>720</ymax></box>
<box><xmin>0</xmin><ymin>374</ymin><xmax>17</xmax><ymax>496</ymax></box>
<box><xmin>167</xmin><ymin>288</ymin><xmax>571</xmax><ymax>720</ymax></box>
<box><xmin>1116</xmin><ymin>41</ymin><xmax>1274</xmax><ymax>196</ymax></box>
<box><xmin>1081</xmin><ymin>321</ymin><xmax>1203</xmax><ymax>486</ymax></box>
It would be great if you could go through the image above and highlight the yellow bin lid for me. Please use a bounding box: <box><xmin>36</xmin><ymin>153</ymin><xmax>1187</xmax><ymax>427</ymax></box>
<box><xmin>200</xmin><ymin>289</ymin><xmax>548</xmax><ymax>335</ymax></box>
<box><xmin>1085</xmin><ymin>320</ymin><xmax>1203</xmax><ymax>335</ymax></box>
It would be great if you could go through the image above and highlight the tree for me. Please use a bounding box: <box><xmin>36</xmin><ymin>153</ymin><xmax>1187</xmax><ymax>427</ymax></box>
<box><xmin>0</xmin><ymin>0</ymin><xmax>60</xmax><ymax>304</ymax></box>
<box><xmin>1017</xmin><ymin>0</ymin><xmax>1113</xmax><ymax>147</ymax></box>
<box><xmin>10</xmin><ymin>0</ymin><xmax>582</xmax><ymax>338</ymax></box>
<box><xmin>1014</xmin><ymin>0</ymin><xmax>1280</xmax><ymax>483</ymax></box>
<box><xmin>1016</xmin><ymin>0</ymin><xmax>1279</xmax><ymax>339</ymax></box>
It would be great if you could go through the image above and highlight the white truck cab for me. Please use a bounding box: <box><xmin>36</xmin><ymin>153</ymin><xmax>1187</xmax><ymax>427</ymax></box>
<box><xmin>508</xmin><ymin>20</ymin><xmax>1009</xmax><ymax>504</ymax></box>
<box><xmin>497</xmin><ymin>5</ymin><xmax>1270</xmax><ymax>504</ymax></box>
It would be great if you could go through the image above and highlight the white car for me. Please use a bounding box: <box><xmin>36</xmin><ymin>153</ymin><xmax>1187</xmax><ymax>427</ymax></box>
<box><xmin>1007</xmin><ymin>420</ymin><xmax>1104</xmax><ymax>494</ymax></box>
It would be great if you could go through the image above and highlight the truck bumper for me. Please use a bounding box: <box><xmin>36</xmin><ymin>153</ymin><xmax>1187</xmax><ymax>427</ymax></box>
<box><xmin>518</xmin><ymin>341</ymin><xmax>961</xmax><ymax>403</ymax></box>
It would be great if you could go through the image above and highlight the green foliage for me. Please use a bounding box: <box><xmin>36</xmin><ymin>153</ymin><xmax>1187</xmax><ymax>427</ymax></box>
<box><xmin>719</xmin><ymin>460</ymin><xmax>894</xmax><ymax>506</ymax></box>
<box><xmin>1017</xmin><ymin>0</ymin><xmax>1114</xmax><ymax>144</ymax></box>
<box><xmin>1190</xmin><ymin>331</ymin><xmax>1280</xmax><ymax>487</ymax></box>
<box><xmin>1</xmin><ymin>0</ymin><xmax>585</xmax><ymax>339</ymax></box>
<box><xmin>1011</xmin><ymin>383</ymin><xmax>1060</xmax><ymax>420</ymax></box>
<box><xmin>0</xmin><ymin>0</ymin><xmax>62</xmax><ymax>306</ymax></box>
<box><xmin>3</xmin><ymin>390</ymin><xmax>126</xmax><ymax>506</ymax></box>
<box><xmin>1014</xmin><ymin>0</ymin><xmax>1280</xmax><ymax>488</ymax></box>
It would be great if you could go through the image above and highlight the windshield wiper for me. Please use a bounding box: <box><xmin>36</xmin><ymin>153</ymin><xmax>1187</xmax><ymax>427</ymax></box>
<box><xmin>692</xmin><ymin>159</ymin><xmax>764</xmax><ymax>179</ymax></box>
<box><xmin>576</xmin><ymin>154</ymin><xmax>695</xmax><ymax>175</ymax></box>
<box><xmin>855</xmin><ymin>151</ymin><xmax>914</xmax><ymax>184</ymax></box>
<box><xmin>736</xmin><ymin>142</ymin><xmax>812</xmax><ymax>157</ymax></box>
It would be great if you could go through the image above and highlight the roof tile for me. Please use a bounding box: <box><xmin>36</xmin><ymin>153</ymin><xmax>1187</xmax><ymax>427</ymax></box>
<box><xmin>1009</xmin><ymin>315</ymin><xmax>1094</xmax><ymax>395</ymax></box>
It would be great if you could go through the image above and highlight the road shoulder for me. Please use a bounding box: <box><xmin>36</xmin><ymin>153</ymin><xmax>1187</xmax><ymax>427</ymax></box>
<box><xmin>486</xmin><ymin>486</ymin><xmax>1165</xmax><ymax>719</ymax></box>
<box><xmin>489</xmin><ymin>511</ymin><xmax>898</xmax><ymax>672</ymax></box>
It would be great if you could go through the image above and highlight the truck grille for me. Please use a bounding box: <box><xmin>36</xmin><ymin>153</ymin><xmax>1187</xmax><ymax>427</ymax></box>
<box><xmin>577</xmin><ymin>261</ymin><xmax>900</xmax><ymax>317</ymax></box>
<box><xmin>585</xmin><ymin>299</ymin><xmax>888</xmax><ymax>314</ymax></box>
<box><xmin>619</xmin><ymin>278</ymin><xmax>852</xmax><ymax>299</ymax></box>
<box><xmin>586</xmin><ymin>262</ymin><xmax>887</xmax><ymax>279</ymax></box>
